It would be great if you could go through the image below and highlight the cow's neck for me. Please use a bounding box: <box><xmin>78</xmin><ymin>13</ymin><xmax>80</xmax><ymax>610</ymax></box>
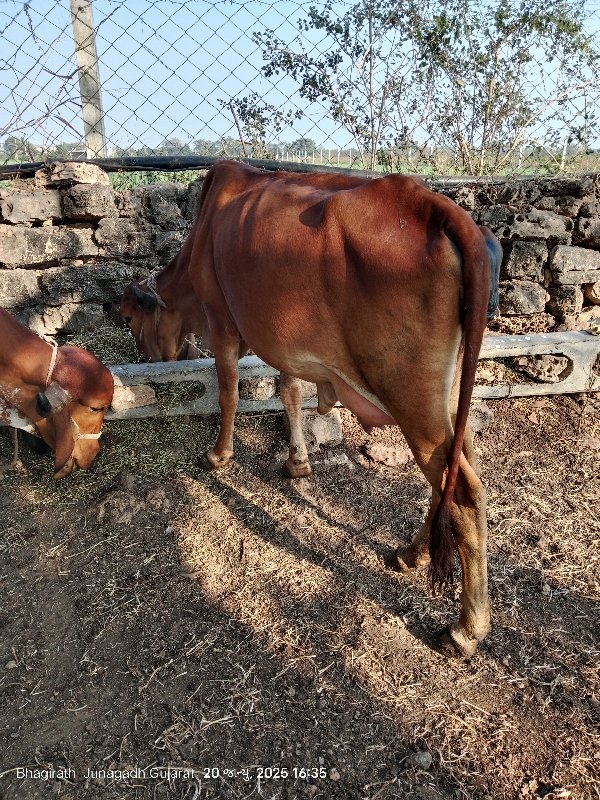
<box><xmin>159</xmin><ymin>251</ymin><xmax>190</xmax><ymax>295</ymax></box>
<box><xmin>161</xmin><ymin>253</ymin><xmax>206</xmax><ymax>331</ymax></box>
<box><xmin>0</xmin><ymin>319</ymin><xmax>55</xmax><ymax>388</ymax></box>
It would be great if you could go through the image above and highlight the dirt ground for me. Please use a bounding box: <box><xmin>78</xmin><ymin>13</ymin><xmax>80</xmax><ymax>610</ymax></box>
<box><xmin>0</xmin><ymin>390</ymin><xmax>599</xmax><ymax>800</ymax></box>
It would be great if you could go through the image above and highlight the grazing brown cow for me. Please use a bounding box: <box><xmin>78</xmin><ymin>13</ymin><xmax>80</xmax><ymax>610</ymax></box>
<box><xmin>0</xmin><ymin>307</ymin><xmax>114</xmax><ymax>479</ymax></box>
<box><xmin>121</xmin><ymin>265</ymin><xmax>320</xmax><ymax>477</ymax></box>
<box><xmin>129</xmin><ymin>161</ymin><xmax>502</xmax><ymax>656</ymax></box>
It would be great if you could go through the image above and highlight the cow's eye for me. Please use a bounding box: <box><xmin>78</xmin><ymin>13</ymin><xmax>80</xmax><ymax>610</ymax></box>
<box><xmin>89</xmin><ymin>406</ymin><xmax>106</xmax><ymax>413</ymax></box>
<box><xmin>124</xmin><ymin>316</ymin><xmax>132</xmax><ymax>325</ymax></box>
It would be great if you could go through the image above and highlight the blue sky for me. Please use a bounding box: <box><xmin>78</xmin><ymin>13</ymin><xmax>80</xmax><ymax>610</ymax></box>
<box><xmin>1</xmin><ymin>0</ymin><xmax>346</xmax><ymax>151</ymax></box>
<box><xmin>1</xmin><ymin>0</ymin><xmax>600</xmax><ymax>155</ymax></box>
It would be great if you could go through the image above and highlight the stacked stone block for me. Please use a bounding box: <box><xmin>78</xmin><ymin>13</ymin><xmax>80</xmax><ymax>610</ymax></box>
<box><xmin>440</xmin><ymin>175</ymin><xmax>600</xmax><ymax>332</ymax></box>
<box><xmin>0</xmin><ymin>163</ymin><xmax>198</xmax><ymax>335</ymax></box>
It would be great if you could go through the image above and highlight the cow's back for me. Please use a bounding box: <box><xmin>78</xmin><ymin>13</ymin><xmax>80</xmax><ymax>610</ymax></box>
<box><xmin>192</xmin><ymin>165</ymin><xmax>469</xmax><ymax>386</ymax></box>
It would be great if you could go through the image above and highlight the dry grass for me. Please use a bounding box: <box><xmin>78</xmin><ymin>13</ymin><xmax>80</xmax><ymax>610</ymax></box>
<box><xmin>68</xmin><ymin>325</ymin><xmax>141</xmax><ymax>366</ymax></box>
<box><xmin>0</xmin><ymin>384</ymin><xmax>599</xmax><ymax>799</ymax></box>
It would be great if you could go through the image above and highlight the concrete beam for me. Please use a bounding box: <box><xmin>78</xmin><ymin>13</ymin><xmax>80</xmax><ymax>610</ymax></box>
<box><xmin>2</xmin><ymin>332</ymin><xmax>599</xmax><ymax>431</ymax></box>
<box><xmin>108</xmin><ymin>331</ymin><xmax>600</xmax><ymax>420</ymax></box>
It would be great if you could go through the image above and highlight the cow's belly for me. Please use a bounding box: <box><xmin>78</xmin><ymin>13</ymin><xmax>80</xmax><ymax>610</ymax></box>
<box><xmin>267</xmin><ymin>352</ymin><xmax>396</xmax><ymax>429</ymax></box>
<box><xmin>329</xmin><ymin>373</ymin><xmax>396</xmax><ymax>428</ymax></box>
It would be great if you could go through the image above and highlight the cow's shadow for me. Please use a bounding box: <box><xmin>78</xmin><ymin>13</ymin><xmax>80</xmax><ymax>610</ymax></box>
<box><xmin>197</xmin><ymin>412</ymin><xmax>600</xmax><ymax>699</ymax></box>
<box><xmin>1</xmin><ymin>407</ymin><xmax>598</xmax><ymax>799</ymax></box>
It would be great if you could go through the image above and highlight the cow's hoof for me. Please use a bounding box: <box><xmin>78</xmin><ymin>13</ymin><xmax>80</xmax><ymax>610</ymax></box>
<box><xmin>385</xmin><ymin>545</ymin><xmax>430</xmax><ymax>573</ymax></box>
<box><xmin>199</xmin><ymin>450</ymin><xmax>232</xmax><ymax>471</ymax></box>
<box><xmin>0</xmin><ymin>459</ymin><xmax>21</xmax><ymax>475</ymax></box>
<box><xmin>283</xmin><ymin>458</ymin><xmax>312</xmax><ymax>479</ymax></box>
<box><xmin>433</xmin><ymin>626</ymin><xmax>478</xmax><ymax>659</ymax></box>
<box><xmin>382</xmin><ymin>547</ymin><xmax>406</xmax><ymax>572</ymax></box>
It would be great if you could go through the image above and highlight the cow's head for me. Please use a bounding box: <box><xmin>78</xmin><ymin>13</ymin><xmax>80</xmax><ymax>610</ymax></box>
<box><xmin>120</xmin><ymin>277</ymin><xmax>190</xmax><ymax>362</ymax></box>
<box><xmin>30</xmin><ymin>346</ymin><xmax>114</xmax><ymax>479</ymax></box>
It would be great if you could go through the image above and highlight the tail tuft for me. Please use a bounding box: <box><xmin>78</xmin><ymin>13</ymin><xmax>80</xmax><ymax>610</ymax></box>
<box><xmin>428</xmin><ymin>501</ymin><xmax>455</xmax><ymax>593</ymax></box>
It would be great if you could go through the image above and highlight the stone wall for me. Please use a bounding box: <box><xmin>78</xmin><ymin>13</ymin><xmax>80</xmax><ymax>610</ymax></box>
<box><xmin>0</xmin><ymin>163</ymin><xmax>599</xmax><ymax>336</ymax></box>
<box><xmin>0</xmin><ymin>163</ymin><xmax>203</xmax><ymax>335</ymax></box>
<box><xmin>439</xmin><ymin>176</ymin><xmax>600</xmax><ymax>333</ymax></box>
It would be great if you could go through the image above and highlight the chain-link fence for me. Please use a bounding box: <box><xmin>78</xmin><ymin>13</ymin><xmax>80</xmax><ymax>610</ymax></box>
<box><xmin>2</xmin><ymin>0</ymin><xmax>600</xmax><ymax>176</ymax></box>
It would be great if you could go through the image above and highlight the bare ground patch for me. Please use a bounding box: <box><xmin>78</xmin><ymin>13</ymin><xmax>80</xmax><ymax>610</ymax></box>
<box><xmin>0</xmin><ymin>394</ymin><xmax>599</xmax><ymax>800</ymax></box>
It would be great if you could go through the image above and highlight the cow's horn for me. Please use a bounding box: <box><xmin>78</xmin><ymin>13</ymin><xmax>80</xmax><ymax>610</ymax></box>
<box><xmin>37</xmin><ymin>381</ymin><xmax>71</xmax><ymax>417</ymax></box>
<box><xmin>133</xmin><ymin>285</ymin><xmax>158</xmax><ymax>311</ymax></box>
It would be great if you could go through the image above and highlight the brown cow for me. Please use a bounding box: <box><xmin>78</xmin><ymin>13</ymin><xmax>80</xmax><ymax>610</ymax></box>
<box><xmin>121</xmin><ymin>266</ymin><xmax>323</xmax><ymax>477</ymax></box>
<box><xmin>129</xmin><ymin>161</ymin><xmax>502</xmax><ymax>656</ymax></box>
<box><xmin>0</xmin><ymin>308</ymin><xmax>114</xmax><ymax>479</ymax></box>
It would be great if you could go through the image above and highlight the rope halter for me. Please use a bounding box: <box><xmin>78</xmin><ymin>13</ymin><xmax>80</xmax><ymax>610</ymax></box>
<box><xmin>42</xmin><ymin>338</ymin><xmax>102</xmax><ymax>442</ymax></box>
<box><xmin>140</xmin><ymin>269</ymin><xmax>167</xmax><ymax>308</ymax></box>
<box><xmin>137</xmin><ymin>269</ymin><xmax>168</xmax><ymax>354</ymax></box>
<box><xmin>44</xmin><ymin>338</ymin><xmax>58</xmax><ymax>386</ymax></box>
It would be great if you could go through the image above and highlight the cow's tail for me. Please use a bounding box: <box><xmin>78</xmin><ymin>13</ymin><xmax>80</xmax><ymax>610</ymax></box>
<box><xmin>428</xmin><ymin>215</ymin><xmax>494</xmax><ymax>592</ymax></box>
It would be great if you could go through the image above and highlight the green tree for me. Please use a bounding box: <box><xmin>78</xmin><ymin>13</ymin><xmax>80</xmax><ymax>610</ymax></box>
<box><xmin>254</xmin><ymin>0</ymin><xmax>426</xmax><ymax>170</ymax></box>
<box><xmin>46</xmin><ymin>141</ymin><xmax>85</xmax><ymax>159</ymax></box>
<box><xmin>413</xmin><ymin>0</ymin><xmax>600</xmax><ymax>174</ymax></box>
<box><xmin>224</xmin><ymin>93</ymin><xmax>301</xmax><ymax>159</ymax></box>
<box><xmin>289</xmin><ymin>137</ymin><xmax>318</xmax><ymax>155</ymax></box>
<box><xmin>209</xmin><ymin>136</ymin><xmax>246</xmax><ymax>158</ymax></box>
<box><xmin>192</xmin><ymin>138</ymin><xmax>215</xmax><ymax>155</ymax></box>
<box><xmin>3</xmin><ymin>136</ymin><xmax>40</xmax><ymax>162</ymax></box>
<box><xmin>156</xmin><ymin>138</ymin><xmax>192</xmax><ymax>156</ymax></box>
<box><xmin>253</xmin><ymin>0</ymin><xmax>600</xmax><ymax>175</ymax></box>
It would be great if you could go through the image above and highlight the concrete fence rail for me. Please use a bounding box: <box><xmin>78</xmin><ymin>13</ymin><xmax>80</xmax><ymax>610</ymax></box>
<box><xmin>106</xmin><ymin>330</ymin><xmax>600</xmax><ymax>419</ymax></box>
<box><xmin>1</xmin><ymin>331</ymin><xmax>599</xmax><ymax>438</ymax></box>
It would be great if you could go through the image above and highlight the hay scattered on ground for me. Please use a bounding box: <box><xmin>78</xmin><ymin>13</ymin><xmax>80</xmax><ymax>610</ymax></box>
<box><xmin>0</xmin><ymin>392</ymin><xmax>598</xmax><ymax>799</ymax></box>
<box><xmin>68</xmin><ymin>324</ymin><xmax>141</xmax><ymax>365</ymax></box>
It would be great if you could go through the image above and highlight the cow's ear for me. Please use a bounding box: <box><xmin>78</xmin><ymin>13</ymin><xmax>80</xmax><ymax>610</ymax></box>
<box><xmin>133</xmin><ymin>285</ymin><xmax>158</xmax><ymax>311</ymax></box>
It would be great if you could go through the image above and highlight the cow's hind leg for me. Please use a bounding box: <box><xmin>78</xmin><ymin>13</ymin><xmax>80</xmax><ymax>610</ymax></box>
<box><xmin>202</xmin><ymin>335</ymin><xmax>240</xmax><ymax>470</ymax></box>
<box><xmin>393</xmin><ymin>350</ymin><xmax>480</xmax><ymax>570</ymax></box>
<box><xmin>279</xmin><ymin>372</ymin><xmax>311</xmax><ymax>478</ymax></box>
<box><xmin>392</xmin><ymin>498</ymin><xmax>438</xmax><ymax>572</ymax></box>
<box><xmin>388</xmin><ymin>405</ymin><xmax>490</xmax><ymax>657</ymax></box>
<box><xmin>436</xmin><ymin>456</ymin><xmax>490</xmax><ymax>657</ymax></box>
<box><xmin>392</xmin><ymin>418</ymin><xmax>478</xmax><ymax>573</ymax></box>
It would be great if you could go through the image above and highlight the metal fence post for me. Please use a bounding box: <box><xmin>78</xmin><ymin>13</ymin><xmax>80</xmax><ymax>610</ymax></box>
<box><xmin>70</xmin><ymin>0</ymin><xmax>106</xmax><ymax>158</ymax></box>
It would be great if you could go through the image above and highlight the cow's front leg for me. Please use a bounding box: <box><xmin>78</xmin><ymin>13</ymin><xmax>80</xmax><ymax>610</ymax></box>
<box><xmin>279</xmin><ymin>372</ymin><xmax>312</xmax><ymax>478</ymax></box>
<box><xmin>203</xmin><ymin>340</ymin><xmax>240</xmax><ymax>470</ymax></box>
